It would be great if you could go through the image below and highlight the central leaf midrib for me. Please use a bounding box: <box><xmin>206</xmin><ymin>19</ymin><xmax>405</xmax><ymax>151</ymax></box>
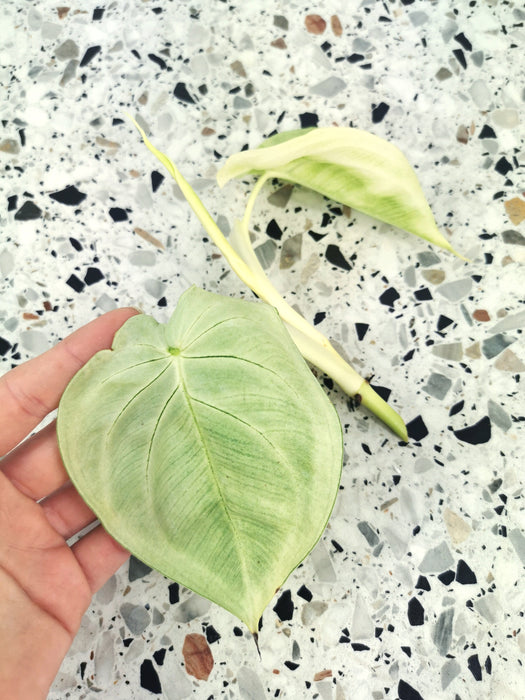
<box><xmin>176</xmin><ymin>356</ymin><xmax>250</xmax><ymax>592</ymax></box>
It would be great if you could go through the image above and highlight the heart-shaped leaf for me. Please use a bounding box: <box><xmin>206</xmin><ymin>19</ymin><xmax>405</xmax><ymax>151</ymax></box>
<box><xmin>57</xmin><ymin>287</ymin><xmax>342</xmax><ymax>631</ymax></box>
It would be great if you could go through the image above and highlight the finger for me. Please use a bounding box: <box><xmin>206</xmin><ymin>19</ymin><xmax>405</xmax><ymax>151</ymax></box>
<box><xmin>0</xmin><ymin>307</ymin><xmax>139</xmax><ymax>457</ymax></box>
<box><xmin>40</xmin><ymin>483</ymin><xmax>97</xmax><ymax>540</ymax></box>
<box><xmin>0</xmin><ymin>421</ymin><xmax>66</xmax><ymax>500</ymax></box>
<box><xmin>71</xmin><ymin>525</ymin><xmax>130</xmax><ymax>594</ymax></box>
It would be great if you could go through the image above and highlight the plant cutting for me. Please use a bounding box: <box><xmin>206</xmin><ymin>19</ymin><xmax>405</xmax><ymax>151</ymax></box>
<box><xmin>57</xmin><ymin>122</ymin><xmax>460</xmax><ymax>635</ymax></box>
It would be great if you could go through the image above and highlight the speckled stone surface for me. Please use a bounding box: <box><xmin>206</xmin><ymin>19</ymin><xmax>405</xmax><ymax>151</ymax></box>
<box><xmin>1</xmin><ymin>1</ymin><xmax>524</xmax><ymax>698</ymax></box>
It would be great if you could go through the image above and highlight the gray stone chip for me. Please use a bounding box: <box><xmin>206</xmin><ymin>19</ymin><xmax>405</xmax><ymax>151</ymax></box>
<box><xmin>419</xmin><ymin>541</ymin><xmax>454</xmax><ymax>573</ymax></box>
<box><xmin>120</xmin><ymin>603</ymin><xmax>151</xmax><ymax>635</ymax></box>
<box><xmin>433</xmin><ymin>607</ymin><xmax>454</xmax><ymax>655</ymax></box>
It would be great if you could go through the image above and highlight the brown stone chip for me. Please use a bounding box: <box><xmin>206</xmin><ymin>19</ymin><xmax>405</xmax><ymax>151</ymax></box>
<box><xmin>271</xmin><ymin>38</ymin><xmax>287</xmax><ymax>49</ymax></box>
<box><xmin>473</xmin><ymin>309</ymin><xmax>490</xmax><ymax>322</ymax></box>
<box><xmin>230</xmin><ymin>60</ymin><xmax>247</xmax><ymax>77</ymax></box>
<box><xmin>504</xmin><ymin>197</ymin><xmax>525</xmax><ymax>225</ymax></box>
<box><xmin>133</xmin><ymin>227</ymin><xmax>164</xmax><ymax>250</ymax></box>
<box><xmin>314</xmin><ymin>669</ymin><xmax>332</xmax><ymax>681</ymax></box>
<box><xmin>305</xmin><ymin>14</ymin><xmax>326</xmax><ymax>34</ymax></box>
<box><xmin>183</xmin><ymin>633</ymin><xmax>214</xmax><ymax>681</ymax></box>
<box><xmin>494</xmin><ymin>349</ymin><xmax>525</xmax><ymax>372</ymax></box>
<box><xmin>0</xmin><ymin>139</ymin><xmax>20</xmax><ymax>154</ymax></box>
<box><xmin>331</xmin><ymin>15</ymin><xmax>343</xmax><ymax>36</ymax></box>
<box><xmin>96</xmin><ymin>137</ymin><xmax>120</xmax><ymax>149</ymax></box>
<box><xmin>57</xmin><ymin>7</ymin><xmax>70</xmax><ymax>19</ymax></box>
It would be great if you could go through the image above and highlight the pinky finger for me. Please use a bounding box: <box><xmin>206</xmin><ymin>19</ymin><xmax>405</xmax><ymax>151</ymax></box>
<box><xmin>71</xmin><ymin>525</ymin><xmax>130</xmax><ymax>594</ymax></box>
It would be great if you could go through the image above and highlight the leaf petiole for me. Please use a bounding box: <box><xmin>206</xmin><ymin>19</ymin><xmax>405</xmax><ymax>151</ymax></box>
<box><xmin>130</xmin><ymin>117</ymin><xmax>408</xmax><ymax>441</ymax></box>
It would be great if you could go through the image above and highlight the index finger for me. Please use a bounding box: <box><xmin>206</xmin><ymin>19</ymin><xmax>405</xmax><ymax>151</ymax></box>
<box><xmin>0</xmin><ymin>308</ymin><xmax>139</xmax><ymax>458</ymax></box>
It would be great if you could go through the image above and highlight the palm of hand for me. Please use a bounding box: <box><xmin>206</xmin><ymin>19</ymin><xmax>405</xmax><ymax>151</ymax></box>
<box><xmin>0</xmin><ymin>309</ymin><xmax>136</xmax><ymax>699</ymax></box>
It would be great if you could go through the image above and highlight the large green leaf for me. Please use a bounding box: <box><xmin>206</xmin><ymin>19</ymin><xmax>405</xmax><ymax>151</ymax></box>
<box><xmin>57</xmin><ymin>287</ymin><xmax>343</xmax><ymax>632</ymax></box>
<box><xmin>217</xmin><ymin>127</ymin><xmax>462</xmax><ymax>256</ymax></box>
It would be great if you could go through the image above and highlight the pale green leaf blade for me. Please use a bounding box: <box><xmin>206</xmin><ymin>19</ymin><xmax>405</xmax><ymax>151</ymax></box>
<box><xmin>57</xmin><ymin>287</ymin><xmax>343</xmax><ymax>632</ymax></box>
<box><xmin>217</xmin><ymin>127</ymin><xmax>462</xmax><ymax>256</ymax></box>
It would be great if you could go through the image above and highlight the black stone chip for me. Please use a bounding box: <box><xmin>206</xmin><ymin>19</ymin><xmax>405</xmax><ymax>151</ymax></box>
<box><xmin>205</xmin><ymin>625</ymin><xmax>221</xmax><ymax>644</ymax></box>
<box><xmin>468</xmin><ymin>653</ymin><xmax>482</xmax><ymax>681</ymax></box>
<box><xmin>69</xmin><ymin>236</ymin><xmax>83</xmax><ymax>251</ymax></box>
<box><xmin>151</xmin><ymin>170</ymin><xmax>165</xmax><ymax>192</ymax></box>
<box><xmin>308</xmin><ymin>230</ymin><xmax>326</xmax><ymax>242</ymax></box>
<box><xmin>7</xmin><ymin>194</ymin><xmax>18</xmax><ymax>211</ymax></box>
<box><xmin>454</xmin><ymin>32</ymin><xmax>473</xmax><ymax>51</ymax></box>
<box><xmin>371</xmin><ymin>102</ymin><xmax>389</xmax><ymax>123</ymax></box>
<box><xmin>297</xmin><ymin>585</ymin><xmax>312</xmax><ymax>602</ymax></box>
<box><xmin>398</xmin><ymin>679</ymin><xmax>424</xmax><ymax>700</ymax></box>
<box><xmin>437</xmin><ymin>314</ymin><xmax>454</xmax><ymax>331</ymax></box>
<box><xmin>495</xmin><ymin>156</ymin><xmax>513</xmax><ymax>176</ymax></box>
<box><xmin>453</xmin><ymin>48</ymin><xmax>467</xmax><ymax>69</ymax></box>
<box><xmin>266</xmin><ymin>218</ymin><xmax>283</xmax><ymax>240</ymax></box>
<box><xmin>273</xmin><ymin>589</ymin><xmax>294</xmax><ymax>621</ymax></box>
<box><xmin>313</xmin><ymin>311</ymin><xmax>326</xmax><ymax>325</ymax></box>
<box><xmin>299</xmin><ymin>112</ymin><xmax>318</xmax><ymax>128</ymax></box>
<box><xmin>454</xmin><ymin>416</ymin><xmax>491</xmax><ymax>445</ymax></box>
<box><xmin>14</xmin><ymin>200</ymin><xmax>42</xmax><ymax>220</ymax></box>
<box><xmin>351</xmin><ymin>643</ymin><xmax>370</xmax><ymax>651</ymax></box>
<box><xmin>449</xmin><ymin>400</ymin><xmax>464</xmax><ymax>416</ymax></box>
<box><xmin>415</xmin><ymin>575</ymin><xmax>430</xmax><ymax>590</ymax></box>
<box><xmin>401</xmin><ymin>646</ymin><xmax>412</xmax><ymax>657</ymax></box>
<box><xmin>323</xmin><ymin>377</ymin><xmax>333</xmax><ymax>390</ymax></box>
<box><xmin>361</xmin><ymin>443</ymin><xmax>371</xmax><ymax>455</ymax></box>
<box><xmin>456</xmin><ymin>559</ymin><xmax>477</xmax><ymax>584</ymax></box>
<box><xmin>80</xmin><ymin>45</ymin><xmax>101</xmax><ymax>67</ymax></box>
<box><xmin>233</xmin><ymin>626</ymin><xmax>243</xmax><ymax>636</ymax></box>
<box><xmin>325</xmin><ymin>244</ymin><xmax>351</xmax><ymax>270</ymax></box>
<box><xmin>478</xmin><ymin>124</ymin><xmax>496</xmax><ymax>139</ymax></box>
<box><xmin>66</xmin><ymin>274</ymin><xmax>85</xmax><ymax>293</ymax></box>
<box><xmin>50</xmin><ymin>185</ymin><xmax>87</xmax><ymax>206</ymax></box>
<box><xmin>92</xmin><ymin>8</ymin><xmax>104</xmax><ymax>20</ymax></box>
<box><xmin>148</xmin><ymin>53</ymin><xmax>168</xmax><ymax>70</ymax></box>
<box><xmin>0</xmin><ymin>337</ymin><xmax>12</xmax><ymax>356</ymax></box>
<box><xmin>347</xmin><ymin>53</ymin><xmax>364</xmax><ymax>63</ymax></box>
<box><xmin>109</xmin><ymin>207</ymin><xmax>128</xmax><ymax>222</ymax></box>
<box><xmin>370</xmin><ymin>384</ymin><xmax>391</xmax><ymax>402</ymax></box>
<box><xmin>379</xmin><ymin>286</ymin><xmax>400</xmax><ymax>307</ymax></box>
<box><xmin>406</xmin><ymin>415</ymin><xmax>428</xmax><ymax>441</ymax></box>
<box><xmin>140</xmin><ymin>659</ymin><xmax>162</xmax><ymax>694</ymax></box>
<box><xmin>153</xmin><ymin>648</ymin><xmax>166</xmax><ymax>666</ymax></box>
<box><xmin>168</xmin><ymin>582</ymin><xmax>179</xmax><ymax>604</ymax></box>
<box><xmin>414</xmin><ymin>287</ymin><xmax>432</xmax><ymax>301</ymax></box>
<box><xmin>407</xmin><ymin>597</ymin><xmax>424</xmax><ymax>626</ymax></box>
<box><xmin>174</xmin><ymin>82</ymin><xmax>196</xmax><ymax>104</ymax></box>
<box><xmin>284</xmin><ymin>660</ymin><xmax>299</xmax><ymax>670</ymax></box>
<box><xmin>438</xmin><ymin>569</ymin><xmax>455</xmax><ymax>585</ymax></box>
<box><xmin>355</xmin><ymin>322</ymin><xmax>369</xmax><ymax>340</ymax></box>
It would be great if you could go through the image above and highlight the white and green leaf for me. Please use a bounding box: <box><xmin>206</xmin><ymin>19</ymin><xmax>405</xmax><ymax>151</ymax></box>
<box><xmin>218</xmin><ymin>126</ymin><xmax>462</xmax><ymax>256</ymax></box>
<box><xmin>57</xmin><ymin>287</ymin><xmax>343</xmax><ymax>632</ymax></box>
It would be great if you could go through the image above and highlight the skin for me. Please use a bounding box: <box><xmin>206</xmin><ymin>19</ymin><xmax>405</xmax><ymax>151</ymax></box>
<box><xmin>0</xmin><ymin>308</ymin><xmax>139</xmax><ymax>699</ymax></box>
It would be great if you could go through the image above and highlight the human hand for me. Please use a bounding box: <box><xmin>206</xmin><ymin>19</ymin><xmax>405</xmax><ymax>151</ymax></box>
<box><xmin>0</xmin><ymin>308</ymin><xmax>139</xmax><ymax>699</ymax></box>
